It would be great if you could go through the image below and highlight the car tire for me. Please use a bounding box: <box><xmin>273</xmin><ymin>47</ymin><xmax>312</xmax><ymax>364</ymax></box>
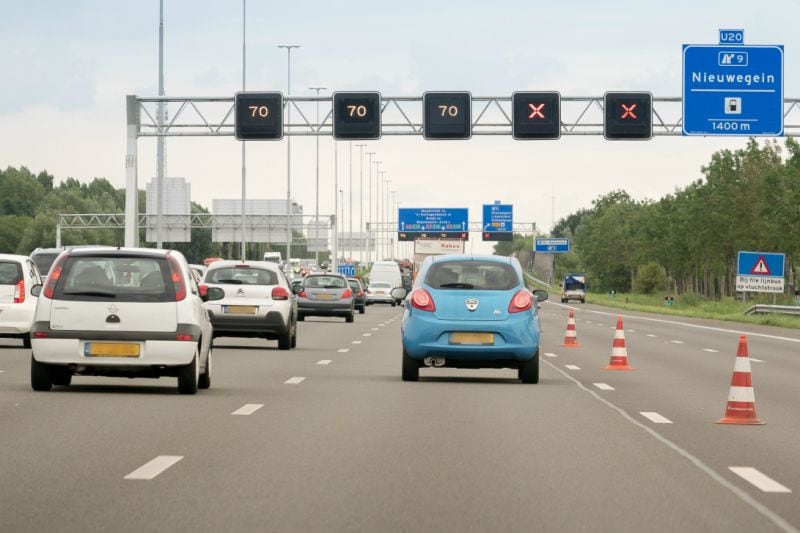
<box><xmin>391</xmin><ymin>301</ymin><xmax>397</xmax><ymax>307</ymax></box>
<box><xmin>198</xmin><ymin>348</ymin><xmax>212</xmax><ymax>390</ymax></box>
<box><xmin>178</xmin><ymin>350</ymin><xmax>199</xmax><ymax>395</ymax></box>
<box><xmin>359</xmin><ymin>306</ymin><xmax>365</xmax><ymax>315</ymax></box>
<box><xmin>22</xmin><ymin>334</ymin><xmax>31</xmax><ymax>349</ymax></box>
<box><xmin>345</xmin><ymin>312</ymin><xmax>354</xmax><ymax>323</ymax></box>
<box><xmin>290</xmin><ymin>319</ymin><xmax>297</xmax><ymax>349</ymax></box>
<box><xmin>297</xmin><ymin>314</ymin><xmax>305</xmax><ymax>322</ymax></box>
<box><xmin>52</xmin><ymin>367</ymin><xmax>72</xmax><ymax>387</ymax></box>
<box><xmin>402</xmin><ymin>348</ymin><xmax>419</xmax><ymax>382</ymax></box>
<box><xmin>518</xmin><ymin>351</ymin><xmax>540</xmax><ymax>384</ymax></box>
<box><xmin>31</xmin><ymin>356</ymin><xmax>53</xmax><ymax>391</ymax></box>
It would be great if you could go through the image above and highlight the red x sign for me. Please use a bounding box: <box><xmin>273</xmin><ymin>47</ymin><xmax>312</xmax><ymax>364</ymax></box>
<box><xmin>621</xmin><ymin>103</ymin><xmax>638</xmax><ymax>119</ymax></box>
<box><xmin>528</xmin><ymin>103</ymin><xmax>545</xmax><ymax>119</ymax></box>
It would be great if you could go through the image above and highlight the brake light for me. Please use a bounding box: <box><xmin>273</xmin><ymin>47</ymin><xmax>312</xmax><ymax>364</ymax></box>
<box><xmin>411</xmin><ymin>289</ymin><xmax>435</xmax><ymax>312</ymax></box>
<box><xmin>166</xmin><ymin>255</ymin><xmax>186</xmax><ymax>301</ymax></box>
<box><xmin>176</xmin><ymin>334</ymin><xmax>194</xmax><ymax>341</ymax></box>
<box><xmin>235</xmin><ymin>264</ymin><xmax>250</xmax><ymax>268</ymax></box>
<box><xmin>509</xmin><ymin>290</ymin><xmax>532</xmax><ymax>313</ymax></box>
<box><xmin>33</xmin><ymin>331</ymin><xmax>49</xmax><ymax>339</ymax></box>
<box><xmin>43</xmin><ymin>257</ymin><xmax>66</xmax><ymax>299</ymax></box>
<box><xmin>341</xmin><ymin>288</ymin><xmax>353</xmax><ymax>299</ymax></box>
<box><xmin>13</xmin><ymin>279</ymin><xmax>25</xmax><ymax>303</ymax></box>
<box><xmin>198</xmin><ymin>284</ymin><xmax>209</xmax><ymax>297</ymax></box>
<box><xmin>357</xmin><ymin>291</ymin><xmax>363</xmax><ymax>297</ymax></box>
<box><xmin>272</xmin><ymin>287</ymin><xmax>289</xmax><ymax>300</ymax></box>
<box><xmin>298</xmin><ymin>291</ymin><xmax>306</xmax><ymax>298</ymax></box>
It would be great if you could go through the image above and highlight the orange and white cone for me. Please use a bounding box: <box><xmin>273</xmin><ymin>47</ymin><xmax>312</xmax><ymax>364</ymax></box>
<box><xmin>604</xmin><ymin>316</ymin><xmax>634</xmax><ymax>370</ymax></box>
<box><xmin>717</xmin><ymin>336</ymin><xmax>764</xmax><ymax>425</ymax></box>
<box><xmin>561</xmin><ymin>309</ymin><xmax>580</xmax><ymax>347</ymax></box>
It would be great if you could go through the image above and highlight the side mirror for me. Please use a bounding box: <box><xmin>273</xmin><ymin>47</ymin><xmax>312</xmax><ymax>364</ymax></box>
<box><xmin>31</xmin><ymin>284</ymin><xmax>43</xmax><ymax>297</ymax></box>
<box><xmin>532</xmin><ymin>289</ymin><xmax>549</xmax><ymax>303</ymax></box>
<box><xmin>206</xmin><ymin>287</ymin><xmax>225</xmax><ymax>302</ymax></box>
<box><xmin>292</xmin><ymin>283</ymin><xmax>304</xmax><ymax>295</ymax></box>
<box><xmin>390</xmin><ymin>287</ymin><xmax>408</xmax><ymax>300</ymax></box>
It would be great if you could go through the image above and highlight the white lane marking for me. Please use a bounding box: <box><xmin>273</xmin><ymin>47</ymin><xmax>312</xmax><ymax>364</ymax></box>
<box><xmin>541</xmin><ymin>360</ymin><xmax>797</xmax><ymax>532</ymax></box>
<box><xmin>647</xmin><ymin>334</ymin><xmax>657</xmax><ymax>338</ymax></box>
<box><xmin>545</xmin><ymin>301</ymin><xmax>800</xmax><ymax>344</ymax></box>
<box><xmin>593</xmin><ymin>383</ymin><xmax>615</xmax><ymax>391</ymax></box>
<box><xmin>564</xmin><ymin>365</ymin><xmax>581</xmax><ymax>370</ymax></box>
<box><xmin>232</xmin><ymin>404</ymin><xmax>264</xmax><ymax>416</ymax></box>
<box><xmin>729</xmin><ymin>467</ymin><xmax>792</xmax><ymax>493</ymax></box>
<box><xmin>750</xmin><ymin>358</ymin><xmax>766</xmax><ymax>363</ymax></box>
<box><xmin>670</xmin><ymin>340</ymin><xmax>684</xmax><ymax>344</ymax></box>
<box><xmin>627</xmin><ymin>329</ymin><xmax>636</xmax><ymax>333</ymax></box>
<box><xmin>352</xmin><ymin>340</ymin><xmax>362</xmax><ymax>345</ymax></box>
<box><xmin>284</xmin><ymin>377</ymin><xmax>306</xmax><ymax>385</ymax></box>
<box><xmin>316</xmin><ymin>360</ymin><xmax>332</xmax><ymax>365</ymax></box>
<box><xmin>371</xmin><ymin>328</ymin><xmax>379</xmax><ymax>331</ymax></box>
<box><xmin>337</xmin><ymin>349</ymin><xmax>350</xmax><ymax>353</ymax></box>
<box><xmin>379</xmin><ymin>323</ymin><xmax>386</xmax><ymax>327</ymax></box>
<box><xmin>703</xmin><ymin>348</ymin><xmax>719</xmax><ymax>353</ymax></box>
<box><xmin>124</xmin><ymin>456</ymin><xmax>183</xmax><ymax>480</ymax></box>
<box><xmin>544</xmin><ymin>352</ymin><xmax>558</xmax><ymax>358</ymax></box>
<box><xmin>640</xmin><ymin>412</ymin><xmax>673</xmax><ymax>424</ymax></box>
<box><xmin>362</xmin><ymin>333</ymin><xmax>372</xmax><ymax>337</ymax></box>
<box><xmin>0</xmin><ymin>370</ymin><xmax>4</xmax><ymax>373</ymax></box>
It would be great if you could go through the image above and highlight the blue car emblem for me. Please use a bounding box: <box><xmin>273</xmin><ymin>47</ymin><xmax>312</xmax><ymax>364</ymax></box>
<box><xmin>465</xmin><ymin>298</ymin><xmax>479</xmax><ymax>311</ymax></box>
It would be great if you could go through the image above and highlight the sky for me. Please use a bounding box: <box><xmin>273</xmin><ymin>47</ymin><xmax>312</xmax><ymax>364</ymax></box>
<box><xmin>1</xmin><ymin>0</ymin><xmax>798</xmax><ymax>255</ymax></box>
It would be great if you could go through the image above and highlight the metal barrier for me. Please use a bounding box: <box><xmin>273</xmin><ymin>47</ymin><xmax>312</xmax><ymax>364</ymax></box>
<box><xmin>744</xmin><ymin>304</ymin><xmax>800</xmax><ymax>316</ymax></box>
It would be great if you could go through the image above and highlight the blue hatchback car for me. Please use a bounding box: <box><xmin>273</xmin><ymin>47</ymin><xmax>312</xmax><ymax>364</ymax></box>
<box><xmin>400</xmin><ymin>255</ymin><xmax>548</xmax><ymax>383</ymax></box>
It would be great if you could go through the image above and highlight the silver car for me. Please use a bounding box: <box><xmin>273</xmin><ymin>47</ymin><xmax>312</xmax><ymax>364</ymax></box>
<box><xmin>201</xmin><ymin>261</ymin><xmax>298</xmax><ymax>350</ymax></box>
<box><xmin>366</xmin><ymin>281</ymin><xmax>396</xmax><ymax>306</ymax></box>
<box><xmin>294</xmin><ymin>273</ymin><xmax>355</xmax><ymax>323</ymax></box>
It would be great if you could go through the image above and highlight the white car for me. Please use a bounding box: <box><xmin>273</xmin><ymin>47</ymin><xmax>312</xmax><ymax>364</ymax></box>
<box><xmin>0</xmin><ymin>254</ymin><xmax>43</xmax><ymax>348</ymax></box>
<box><xmin>30</xmin><ymin>247</ymin><xmax>219</xmax><ymax>394</ymax></box>
<box><xmin>366</xmin><ymin>281</ymin><xmax>396</xmax><ymax>306</ymax></box>
<box><xmin>201</xmin><ymin>260</ymin><xmax>297</xmax><ymax>349</ymax></box>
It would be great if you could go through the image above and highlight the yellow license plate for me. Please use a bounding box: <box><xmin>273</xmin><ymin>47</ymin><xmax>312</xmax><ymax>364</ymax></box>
<box><xmin>85</xmin><ymin>342</ymin><xmax>140</xmax><ymax>357</ymax></box>
<box><xmin>317</xmin><ymin>293</ymin><xmax>336</xmax><ymax>300</ymax></box>
<box><xmin>224</xmin><ymin>305</ymin><xmax>258</xmax><ymax>315</ymax></box>
<box><xmin>450</xmin><ymin>332</ymin><xmax>495</xmax><ymax>345</ymax></box>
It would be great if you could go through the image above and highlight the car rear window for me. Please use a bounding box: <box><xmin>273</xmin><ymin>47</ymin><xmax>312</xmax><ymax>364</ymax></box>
<box><xmin>53</xmin><ymin>256</ymin><xmax>176</xmax><ymax>302</ymax></box>
<box><xmin>206</xmin><ymin>267</ymin><xmax>277</xmax><ymax>285</ymax></box>
<box><xmin>425</xmin><ymin>261</ymin><xmax>519</xmax><ymax>290</ymax></box>
<box><xmin>304</xmin><ymin>276</ymin><xmax>346</xmax><ymax>289</ymax></box>
<box><xmin>31</xmin><ymin>252</ymin><xmax>60</xmax><ymax>276</ymax></box>
<box><xmin>370</xmin><ymin>282</ymin><xmax>392</xmax><ymax>289</ymax></box>
<box><xmin>348</xmin><ymin>280</ymin><xmax>360</xmax><ymax>290</ymax></box>
<box><xmin>0</xmin><ymin>262</ymin><xmax>22</xmax><ymax>285</ymax></box>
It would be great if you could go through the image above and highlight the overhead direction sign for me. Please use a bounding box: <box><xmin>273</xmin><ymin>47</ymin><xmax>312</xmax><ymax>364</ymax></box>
<box><xmin>482</xmin><ymin>203</ymin><xmax>513</xmax><ymax>241</ymax></box>
<box><xmin>512</xmin><ymin>92</ymin><xmax>561</xmax><ymax>139</ymax></box>
<box><xmin>535</xmin><ymin>237</ymin><xmax>570</xmax><ymax>253</ymax></box>
<box><xmin>398</xmin><ymin>208</ymin><xmax>469</xmax><ymax>241</ymax></box>
<box><xmin>736</xmin><ymin>251</ymin><xmax>785</xmax><ymax>293</ymax></box>
<box><xmin>683</xmin><ymin>33</ymin><xmax>783</xmax><ymax>136</ymax></box>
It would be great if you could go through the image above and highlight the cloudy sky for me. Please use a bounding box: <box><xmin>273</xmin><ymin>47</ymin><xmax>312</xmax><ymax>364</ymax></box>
<box><xmin>1</xmin><ymin>0</ymin><xmax>798</xmax><ymax>253</ymax></box>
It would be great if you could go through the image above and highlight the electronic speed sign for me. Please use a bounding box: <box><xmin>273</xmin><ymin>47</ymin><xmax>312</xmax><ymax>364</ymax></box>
<box><xmin>423</xmin><ymin>92</ymin><xmax>472</xmax><ymax>140</ymax></box>
<box><xmin>512</xmin><ymin>91</ymin><xmax>561</xmax><ymax>139</ymax></box>
<box><xmin>234</xmin><ymin>92</ymin><xmax>283</xmax><ymax>140</ymax></box>
<box><xmin>332</xmin><ymin>91</ymin><xmax>382</xmax><ymax>140</ymax></box>
<box><xmin>603</xmin><ymin>91</ymin><xmax>653</xmax><ymax>140</ymax></box>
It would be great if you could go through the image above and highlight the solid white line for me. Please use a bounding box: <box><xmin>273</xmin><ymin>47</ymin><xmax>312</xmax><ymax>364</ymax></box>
<box><xmin>352</xmin><ymin>340</ymin><xmax>362</xmax><ymax>345</ymax></box>
<box><xmin>729</xmin><ymin>467</ymin><xmax>792</xmax><ymax>493</ymax></box>
<box><xmin>750</xmin><ymin>358</ymin><xmax>766</xmax><ymax>363</ymax></box>
<box><xmin>564</xmin><ymin>365</ymin><xmax>581</xmax><ymax>370</ymax></box>
<box><xmin>671</xmin><ymin>340</ymin><xmax>685</xmax><ymax>344</ymax></box>
<box><xmin>337</xmin><ymin>349</ymin><xmax>350</xmax><ymax>353</ymax></box>
<box><xmin>544</xmin><ymin>352</ymin><xmax>558</xmax><ymax>358</ymax></box>
<box><xmin>362</xmin><ymin>333</ymin><xmax>372</xmax><ymax>337</ymax></box>
<box><xmin>703</xmin><ymin>348</ymin><xmax>719</xmax><ymax>353</ymax></box>
<box><xmin>593</xmin><ymin>383</ymin><xmax>615</xmax><ymax>391</ymax></box>
<box><xmin>232</xmin><ymin>404</ymin><xmax>264</xmax><ymax>416</ymax></box>
<box><xmin>640</xmin><ymin>412</ymin><xmax>673</xmax><ymax>424</ymax></box>
<box><xmin>541</xmin><ymin>359</ymin><xmax>797</xmax><ymax>532</ymax></box>
<box><xmin>316</xmin><ymin>360</ymin><xmax>332</xmax><ymax>365</ymax></box>
<box><xmin>124</xmin><ymin>456</ymin><xmax>183</xmax><ymax>480</ymax></box>
<box><xmin>284</xmin><ymin>377</ymin><xmax>306</xmax><ymax>385</ymax></box>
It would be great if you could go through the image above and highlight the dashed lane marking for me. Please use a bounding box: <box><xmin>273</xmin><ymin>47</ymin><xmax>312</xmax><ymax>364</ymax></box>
<box><xmin>750</xmin><ymin>358</ymin><xmax>766</xmax><ymax>363</ymax></box>
<box><xmin>703</xmin><ymin>348</ymin><xmax>719</xmax><ymax>353</ymax></box>
<box><xmin>640</xmin><ymin>412</ymin><xmax>673</xmax><ymax>424</ymax></box>
<box><xmin>544</xmin><ymin>352</ymin><xmax>558</xmax><ymax>358</ymax></box>
<box><xmin>124</xmin><ymin>456</ymin><xmax>183</xmax><ymax>480</ymax></box>
<box><xmin>316</xmin><ymin>360</ymin><xmax>332</xmax><ymax>365</ymax></box>
<box><xmin>371</xmin><ymin>328</ymin><xmax>379</xmax><ymax>331</ymax></box>
<box><xmin>670</xmin><ymin>340</ymin><xmax>685</xmax><ymax>344</ymax></box>
<box><xmin>564</xmin><ymin>365</ymin><xmax>581</xmax><ymax>370</ymax></box>
<box><xmin>232</xmin><ymin>404</ymin><xmax>264</xmax><ymax>416</ymax></box>
<box><xmin>284</xmin><ymin>377</ymin><xmax>306</xmax><ymax>385</ymax></box>
<box><xmin>593</xmin><ymin>383</ymin><xmax>615</xmax><ymax>391</ymax></box>
<box><xmin>337</xmin><ymin>349</ymin><xmax>350</xmax><ymax>353</ymax></box>
<box><xmin>362</xmin><ymin>333</ymin><xmax>372</xmax><ymax>337</ymax></box>
<box><xmin>647</xmin><ymin>334</ymin><xmax>657</xmax><ymax>338</ymax></box>
<box><xmin>729</xmin><ymin>467</ymin><xmax>792</xmax><ymax>493</ymax></box>
<box><xmin>352</xmin><ymin>341</ymin><xmax>362</xmax><ymax>345</ymax></box>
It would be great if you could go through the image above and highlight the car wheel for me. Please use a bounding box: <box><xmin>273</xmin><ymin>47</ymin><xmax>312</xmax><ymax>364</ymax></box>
<box><xmin>391</xmin><ymin>301</ymin><xmax>397</xmax><ymax>307</ymax></box>
<box><xmin>359</xmin><ymin>306</ymin><xmax>365</xmax><ymax>315</ymax></box>
<box><xmin>402</xmin><ymin>348</ymin><xmax>419</xmax><ymax>382</ymax></box>
<box><xmin>178</xmin><ymin>349</ymin><xmax>199</xmax><ymax>395</ymax></box>
<box><xmin>31</xmin><ymin>356</ymin><xmax>53</xmax><ymax>391</ymax></box>
<box><xmin>52</xmin><ymin>367</ymin><xmax>72</xmax><ymax>387</ymax></box>
<box><xmin>345</xmin><ymin>312</ymin><xmax>355</xmax><ymax>323</ymax></box>
<box><xmin>278</xmin><ymin>323</ymin><xmax>292</xmax><ymax>350</ymax></box>
<box><xmin>22</xmin><ymin>334</ymin><xmax>31</xmax><ymax>349</ymax></box>
<box><xmin>198</xmin><ymin>348</ymin><xmax>212</xmax><ymax>390</ymax></box>
<box><xmin>297</xmin><ymin>314</ymin><xmax>305</xmax><ymax>322</ymax></box>
<box><xmin>518</xmin><ymin>350</ymin><xmax>540</xmax><ymax>384</ymax></box>
<box><xmin>290</xmin><ymin>319</ymin><xmax>297</xmax><ymax>349</ymax></box>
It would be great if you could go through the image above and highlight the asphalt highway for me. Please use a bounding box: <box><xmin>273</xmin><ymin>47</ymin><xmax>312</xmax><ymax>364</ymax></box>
<box><xmin>1</xmin><ymin>301</ymin><xmax>798</xmax><ymax>533</ymax></box>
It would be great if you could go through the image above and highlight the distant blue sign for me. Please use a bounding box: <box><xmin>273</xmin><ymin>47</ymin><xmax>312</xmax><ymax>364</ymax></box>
<box><xmin>398</xmin><ymin>208</ymin><xmax>468</xmax><ymax>233</ymax></box>
<box><xmin>719</xmin><ymin>29</ymin><xmax>744</xmax><ymax>45</ymax></box>
<box><xmin>482</xmin><ymin>204</ymin><xmax>513</xmax><ymax>233</ymax></box>
<box><xmin>535</xmin><ymin>238</ymin><xmax>570</xmax><ymax>253</ymax></box>
<box><xmin>736</xmin><ymin>251</ymin><xmax>784</xmax><ymax>277</ymax></box>
<box><xmin>683</xmin><ymin>38</ymin><xmax>783</xmax><ymax>136</ymax></box>
<box><xmin>338</xmin><ymin>263</ymin><xmax>356</xmax><ymax>277</ymax></box>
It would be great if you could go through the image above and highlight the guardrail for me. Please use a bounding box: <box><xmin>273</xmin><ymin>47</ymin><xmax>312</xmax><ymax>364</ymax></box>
<box><xmin>744</xmin><ymin>304</ymin><xmax>800</xmax><ymax>316</ymax></box>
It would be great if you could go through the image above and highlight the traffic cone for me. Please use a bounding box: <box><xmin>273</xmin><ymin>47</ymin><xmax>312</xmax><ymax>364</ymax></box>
<box><xmin>717</xmin><ymin>336</ymin><xmax>764</xmax><ymax>425</ymax></box>
<box><xmin>604</xmin><ymin>316</ymin><xmax>634</xmax><ymax>370</ymax></box>
<box><xmin>561</xmin><ymin>309</ymin><xmax>580</xmax><ymax>347</ymax></box>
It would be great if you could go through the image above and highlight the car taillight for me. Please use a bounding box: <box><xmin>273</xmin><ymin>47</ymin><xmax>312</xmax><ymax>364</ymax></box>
<box><xmin>341</xmin><ymin>288</ymin><xmax>353</xmax><ymax>299</ymax></box>
<box><xmin>411</xmin><ymin>289</ymin><xmax>435</xmax><ymax>312</ymax></box>
<box><xmin>509</xmin><ymin>290</ymin><xmax>532</xmax><ymax>313</ymax></box>
<box><xmin>13</xmin><ymin>279</ymin><xmax>25</xmax><ymax>303</ymax></box>
<box><xmin>272</xmin><ymin>287</ymin><xmax>289</xmax><ymax>300</ymax></box>
<box><xmin>298</xmin><ymin>291</ymin><xmax>306</xmax><ymax>298</ymax></box>
<box><xmin>176</xmin><ymin>334</ymin><xmax>194</xmax><ymax>341</ymax></box>
<box><xmin>357</xmin><ymin>291</ymin><xmax>363</xmax><ymax>297</ymax></box>
<box><xmin>43</xmin><ymin>258</ymin><xmax>66</xmax><ymax>299</ymax></box>
<box><xmin>166</xmin><ymin>255</ymin><xmax>186</xmax><ymax>301</ymax></box>
<box><xmin>33</xmin><ymin>331</ymin><xmax>48</xmax><ymax>339</ymax></box>
<box><xmin>198</xmin><ymin>284</ymin><xmax>209</xmax><ymax>297</ymax></box>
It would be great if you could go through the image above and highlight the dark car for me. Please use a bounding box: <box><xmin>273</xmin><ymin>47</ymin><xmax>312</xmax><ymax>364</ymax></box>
<box><xmin>347</xmin><ymin>277</ymin><xmax>367</xmax><ymax>314</ymax></box>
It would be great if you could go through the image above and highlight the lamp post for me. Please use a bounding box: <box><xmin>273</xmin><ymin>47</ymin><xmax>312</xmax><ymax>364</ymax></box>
<box><xmin>354</xmin><ymin>143</ymin><xmax>367</xmax><ymax>266</ymax></box>
<box><xmin>348</xmin><ymin>141</ymin><xmax>353</xmax><ymax>261</ymax></box>
<box><xmin>383</xmin><ymin>176</ymin><xmax>391</xmax><ymax>259</ymax></box>
<box><xmin>240</xmin><ymin>0</ymin><xmax>247</xmax><ymax>259</ymax></box>
<box><xmin>365</xmin><ymin>151</ymin><xmax>375</xmax><ymax>265</ymax></box>
<box><xmin>278</xmin><ymin>44</ymin><xmax>300</xmax><ymax>264</ymax></box>
<box><xmin>332</xmin><ymin>141</ymin><xmax>338</xmax><ymax>272</ymax></box>
<box><xmin>391</xmin><ymin>191</ymin><xmax>398</xmax><ymax>260</ymax></box>
<box><xmin>309</xmin><ymin>86</ymin><xmax>327</xmax><ymax>266</ymax></box>
<box><xmin>338</xmin><ymin>188</ymin><xmax>344</xmax><ymax>264</ymax></box>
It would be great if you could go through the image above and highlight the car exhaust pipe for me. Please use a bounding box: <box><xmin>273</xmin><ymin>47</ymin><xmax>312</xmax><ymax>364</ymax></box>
<box><xmin>424</xmin><ymin>356</ymin><xmax>446</xmax><ymax>367</ymax></box>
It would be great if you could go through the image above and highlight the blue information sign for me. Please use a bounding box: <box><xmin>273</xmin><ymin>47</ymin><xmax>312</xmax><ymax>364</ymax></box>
<box><xmin>338</xmin><ymin>263</ymin><xmax>356</xmax><ymax>277</ymax></box>
<box><xmin>683</xmin><ymin>39</ymin><xmax>783</xmax><ymax>136</ymax></box>
<box><xmin>397</xmin><ymin>208</ymin><xmax>469</xmax><ymax>241</ymax></box>
<box><xmin>736</xmin><ymin>251</ymin><xmax>784</xmax><ymax>277</ymax></box>
<box><xmin>535</xmin><ymin>238</ymin><xmax>570</xmax><ymax>253</ymax></box>
<box><xmin>482</xmin><ymin>203</ymin><xmax>513</xmax><ymax>241</ymax></box>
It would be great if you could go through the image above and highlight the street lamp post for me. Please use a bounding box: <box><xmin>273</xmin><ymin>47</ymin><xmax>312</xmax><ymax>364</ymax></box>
<box><xmin>332</xmin><ymin>141</ymin><xmax>338</xmax><ymax>271</ymax></box>
<box><xmin>391</xmin><ymin>191</ymin><xmax>398</xmax><ymax>260</ymax></box>
<box><xmin>278</xmin><ymin>44</ymin><xmax>300</xmax><ymax>266</ymax></box>
<box><xmin>309</xmin><ymin>86</ymin><xmax>327</xmax><ymax>266</ymax></box>
<box><xmin>338</xmin><ymin>188</ymin><xmax>344</xmax><ymax>263</ymax></box>
<box><xmin>365</xmin><ymin>151</ymin><xmax>375</xmax><ymax>265</ymax></box>
<box><xmin>354</xmin><ymin>143</ymin><xmax>366</xmax><ymax>266</ymax></box>
<box><xmin>348</xmin><ymin>142</ymin><xmax>353</xmax><ymax>261</ymax></box>
<box><xmin>383</xmin><ymin>176</ymin><xmax>391</xmax><ymax>259</ymax></box>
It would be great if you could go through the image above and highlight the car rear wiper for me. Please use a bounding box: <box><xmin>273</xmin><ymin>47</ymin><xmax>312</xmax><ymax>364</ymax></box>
<box><xmin>217</xmin><ymin>279</ymin><xmax>243</xmax><ymax>284</ymax></box>
<box><xmin>62</xmin><ymin>290</ymin><xmax>118</xmax><ymax>298</ymax></box>
<box><xmin>322</xmin><ymin>285</ymin><xmax>343</xmax><ymax>289</ymax></box>
<box><xmin>438</xmin><ymin>283</ymin><xmax>474</xmax><ymax>289</ymax></box>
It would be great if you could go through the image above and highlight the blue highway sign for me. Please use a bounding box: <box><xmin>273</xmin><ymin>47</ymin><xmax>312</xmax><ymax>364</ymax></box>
<box><xmin>736</xmin><ymin>251</ymin><xmax>785</xmax><ymax>293</ymax></box>
<box><xmin>338</xmin><ymin>263</ymin><xmax>356</xmax><ymax>277</ymax></box>
<box><xmin>683</xmin><ymin>40</ymin><xmax>783</xmax><ymax>136</ymax></box>
<box><xmin>482</xmin><ymin>203</ymin><xmax>513</xmax><ymax>241</ymax></box>
<box><xmin>535</xmin><ymin>238</ymin><xmax>570</xmax><ymax>253</ymax></box>
<box><xmin>398</xmin><ymin>208</ymin><xmax>469</xmax><ymax>241</ymax></box>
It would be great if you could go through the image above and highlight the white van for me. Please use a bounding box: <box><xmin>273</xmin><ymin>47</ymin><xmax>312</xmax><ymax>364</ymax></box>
<box><xmin>368</xmin><ymin>261</ymin><xmax>402</xmax><ymax>303</ymax></box>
